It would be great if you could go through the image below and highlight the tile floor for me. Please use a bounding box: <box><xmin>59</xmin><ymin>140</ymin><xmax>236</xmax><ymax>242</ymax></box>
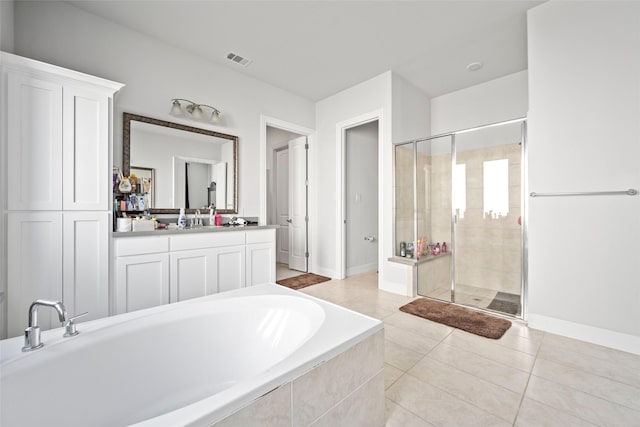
<box><xmin>297</xmin><ymin>270</ymin><xmax>640</xmax><ymax>426</ymax></box>
<box><xmin>276</xmin><ymin>262</ymin><xmax>305</xmax><ymax>281</ymax></box>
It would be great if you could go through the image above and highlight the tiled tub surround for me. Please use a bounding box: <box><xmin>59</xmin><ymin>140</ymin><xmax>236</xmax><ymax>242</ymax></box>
<box><xmin>216</xmin><ymin>330</ymin><xmax>384</xmax><ymax>426</ymax></box>
<box><xmin>0</xmin><ymin>284</ymin><xmax>383</xmax><ymax>427</ymax></box>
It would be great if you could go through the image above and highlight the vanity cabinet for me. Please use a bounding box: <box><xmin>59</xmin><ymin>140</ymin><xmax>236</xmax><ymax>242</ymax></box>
<box><xmin>116</xmin><ymin>253</ymin><xmax>170</xmax><ymax>314</ymax></box>
<box><xmin>1</xmin><ymin>52</ymin><xmax>123</xmax><ymax>339</ymax></box>
<box><xmin>246</xmin><ymin>230</ymin><xmax>277</xmax><ymax>287</ymax></box>
<box><xmin>113</xmin><ymin>228</ymin><xmax>276</xmax><ymax>314</ymax></box>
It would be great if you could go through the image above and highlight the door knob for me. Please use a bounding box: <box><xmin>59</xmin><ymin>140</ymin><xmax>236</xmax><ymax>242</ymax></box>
<box><xmin>286</xmin><ymin>219</ymin><xmax>292</xmax><ymax>223</ymax></box>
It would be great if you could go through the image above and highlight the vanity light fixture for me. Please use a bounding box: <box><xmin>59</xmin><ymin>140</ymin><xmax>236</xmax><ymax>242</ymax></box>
<box><xmin>170</xmin><ymin>99</ymin><xmax>221</xmax><ymax>122</ymax></box>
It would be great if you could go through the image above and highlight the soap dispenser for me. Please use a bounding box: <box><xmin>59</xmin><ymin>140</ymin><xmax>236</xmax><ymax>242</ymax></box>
<box><xmin>177</xmin><ymin>208</ymin><xmax>187</xmax><ymax>229</ymax></box>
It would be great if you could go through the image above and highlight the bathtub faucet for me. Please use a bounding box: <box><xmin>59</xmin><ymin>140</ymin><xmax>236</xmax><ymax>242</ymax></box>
<box><xmin>22</xmin><ymin>299</ymin><xmax>68</xmax><ymax>352</ymax></box>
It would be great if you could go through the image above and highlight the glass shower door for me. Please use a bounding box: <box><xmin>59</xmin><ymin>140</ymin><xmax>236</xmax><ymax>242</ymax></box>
<box><xmin>453</xmin><ymin>122</ymin><xmax>523</xmax><ymax>316</ymax></box>
<box><xmin>416</xmin><ymin>135</ymin><xmax>453</xmax><ymax>302</ymax></box>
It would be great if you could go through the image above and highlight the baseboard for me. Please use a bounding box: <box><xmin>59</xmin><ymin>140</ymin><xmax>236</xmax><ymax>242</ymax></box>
<box><xmin>346</xmin><ymin>262</ymin><xmax>377</xmax><ymax>277</ymax></box>
<box><xmin>528</xmin><ymin>313</ymin><xmax>640</xmax><ymax>355</ymax></box>
<box><xmin>310</xmin><ymin>266</ymin><xmax>336</xmax><ymax>279</ymax></box>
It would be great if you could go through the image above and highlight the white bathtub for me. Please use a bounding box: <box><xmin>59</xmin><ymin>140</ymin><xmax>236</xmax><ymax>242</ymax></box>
<box><xmin>0</xmin><ymin>284</ymin><xmax>383</xmax><ymax>426</ymax></box>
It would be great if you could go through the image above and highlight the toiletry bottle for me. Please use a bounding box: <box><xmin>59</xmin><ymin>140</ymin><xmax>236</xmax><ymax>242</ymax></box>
<box><xmin>435</xmin><ymin>242</ymin><xmax>441</xmax><ymax>255</ymax></box>
<box><xmin>177</xmin><ymin>208</ymin><xmax>187</xmax><ymax>229</ymax></box>
<box><xmin>214</xmin><ymin>211</ymin><xmax>222</xmax><ymax>226</ymax></box>
<box><xmin>442</xmin><ymin>242</ymin><xmax>447</xmax><ymax>253</ymax></box>
<box><xmin>209</xmin><ymin>208</ymin><xmax>215</xmax><ymax>226</ymax></box>
<box><xmin>416</xmin><ymin>239</ymin><xmax>421</xmax><ymax>260</ymax></box>
<box><xmin>400</xmin><ymin>241</ymin><xmax>406</xmax><ymax>257</ymax></box>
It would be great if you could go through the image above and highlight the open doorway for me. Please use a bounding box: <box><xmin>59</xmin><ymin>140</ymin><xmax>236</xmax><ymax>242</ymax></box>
<box><xmin>266</xmin><ymin>126</ymin><xmax>308</xmax><ymax>281</ymax></box>
<box><xmin>344</xmin><ymin>120</ymin><xmax>379</xmax><ymax>277</ymax></box>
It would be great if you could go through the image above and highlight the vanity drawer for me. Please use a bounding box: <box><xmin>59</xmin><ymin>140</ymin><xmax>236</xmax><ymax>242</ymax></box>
<box><xmin>170</xmin><ymin>231</ymin><xmax>246</xmax><ymax>251</ymax></box>
<box><xmin>246</xmin><ymin>229</ymin><xmax>275</xmax><ymax>244</ymax></box>
<box><xmin>116</xmin><ymin>236</ymin><xmax>169</xmax><ymax>256</ymax></box>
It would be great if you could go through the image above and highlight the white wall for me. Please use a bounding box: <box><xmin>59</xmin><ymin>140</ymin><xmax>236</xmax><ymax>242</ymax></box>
<box><xmin>14</xmin><ymin>1</ymin><xmax>315</xmax><ymax>217</ymax></box>
<box><xmin>0</xmin><ymin>0</ymin><xmax>14</xmax><ymax>53</ymax></box>
<box><xmin>314</xmin><ymin>72</ymin><xmax>392</xmax><ymax>280</ymax></box>
<box><xmin>431</xmin><ymin>70</ymin><xmax>528</xmax><ymax>135</ymax></box>
<box><xmin>528</xmin><ymin>1</ymin><xmax>640</xmax><ymax>354</ymax></box>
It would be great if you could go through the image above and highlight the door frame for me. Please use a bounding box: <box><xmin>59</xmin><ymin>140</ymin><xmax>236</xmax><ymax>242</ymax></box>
<box><xmin>335</xmin><ymin>110</ymin><xmax>383</xmax><ymax>279</ymax></box>
<box><xmin>260</xmin><ymin>115</ymin><xmax>315</xmax><ymax>266</ymax></box>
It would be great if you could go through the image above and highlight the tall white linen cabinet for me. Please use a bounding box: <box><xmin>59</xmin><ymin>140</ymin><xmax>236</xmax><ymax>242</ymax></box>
<box><xmin>0</xmin><ymin>52</ymin><xmax>124</xmax><ymax>339</ymax></box>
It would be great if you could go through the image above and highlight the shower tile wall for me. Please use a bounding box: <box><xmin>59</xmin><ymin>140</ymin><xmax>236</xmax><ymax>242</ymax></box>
<box><xmin>394</xmin><ymin>145</ymin><xmax>415</xmax><ymax>255</ymax></box>
<box><xmin>394</xmin><ymin>147</ymin><xmax>432</xmax><ymax>257</ymax></box>
<box><xmin>454</xmin><ymin>143</ymin><xmax>521</xmax><ymax>295</ymax></box>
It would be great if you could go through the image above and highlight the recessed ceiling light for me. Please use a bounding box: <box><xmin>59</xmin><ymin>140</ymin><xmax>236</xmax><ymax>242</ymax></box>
<box><xmin>466</xmin><ymin>62</ymin><xmax>483</xmax><ymax>72</ymax></box>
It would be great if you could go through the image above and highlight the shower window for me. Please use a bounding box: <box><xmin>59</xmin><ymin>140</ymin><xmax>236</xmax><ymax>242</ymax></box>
<box><xmin>483</xmin><ymin>159</ymin><xmax>509</xmax><ymax>218</ymax></box>
<box><xmin>454</xmin><ymin>164</ymin><xmax>467</xmax><ymax>219</ymax></box>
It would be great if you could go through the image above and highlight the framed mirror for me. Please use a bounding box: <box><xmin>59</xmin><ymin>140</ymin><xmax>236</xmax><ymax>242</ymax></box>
<box><xmin>123</xmin><ymin>113</ymin><xmax>238</xmax><ymax>214</ymax></box>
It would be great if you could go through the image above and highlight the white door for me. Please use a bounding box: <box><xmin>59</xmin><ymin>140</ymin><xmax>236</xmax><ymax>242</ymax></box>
<box><xmin>275</xmin><ymin>148</ymin><xmax>289</xmax><ymax>263</ymax></box>
<box><xmin>288</xmin><ymin>136</ymin><xmax>307</xmax><ymax>272</ymax></box>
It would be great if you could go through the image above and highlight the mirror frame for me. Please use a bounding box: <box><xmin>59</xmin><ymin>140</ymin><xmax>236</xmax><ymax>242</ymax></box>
<box><xmin>122</xmin><ymin>112</ymin><xmax>238</xmax><ymax>214</ymax></box>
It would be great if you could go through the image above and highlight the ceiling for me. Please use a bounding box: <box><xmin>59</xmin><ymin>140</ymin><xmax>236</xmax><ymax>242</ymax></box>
<box><xmin>68</xmin><ymin>1</ymin><xmax>544</xmax><ymax>101</ymax></box>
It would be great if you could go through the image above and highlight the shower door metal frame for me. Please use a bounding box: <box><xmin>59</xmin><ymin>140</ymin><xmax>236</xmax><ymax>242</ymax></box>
<box><xmin>394</xmin><ymin>117</ymin><xmax>528</xmax><ymax>320</ymax></box>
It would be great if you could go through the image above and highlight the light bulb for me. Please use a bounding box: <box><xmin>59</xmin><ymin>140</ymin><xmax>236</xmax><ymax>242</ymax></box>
<box><xmin>191</xmin><ymin>105</ymin><xmax>203</xmax><ymax>119</ymax></box>
<box><xmin>170</xmin><ymin>100</ymin><xmax>183</xmax><ymax>115</ymax></box>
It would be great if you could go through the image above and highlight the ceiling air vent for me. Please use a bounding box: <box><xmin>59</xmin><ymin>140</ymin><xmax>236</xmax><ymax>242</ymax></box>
<box><xmin>226</xmin><ymin>52</ymin><xmax>252</xmax><ymax>67</ymax></box>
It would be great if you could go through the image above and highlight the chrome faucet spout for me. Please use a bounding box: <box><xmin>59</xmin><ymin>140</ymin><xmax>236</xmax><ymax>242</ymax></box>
<box><xmin>28</xmin><ymin>299</ymin><xmax>67</xmax><ymax>326</ymax></box>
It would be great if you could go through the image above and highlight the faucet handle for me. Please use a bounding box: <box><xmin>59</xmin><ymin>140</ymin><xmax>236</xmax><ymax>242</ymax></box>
<box><xmin>63</xmin><ymin>312</ymin><xmax>88</xmax><ymax>337</ymax></box>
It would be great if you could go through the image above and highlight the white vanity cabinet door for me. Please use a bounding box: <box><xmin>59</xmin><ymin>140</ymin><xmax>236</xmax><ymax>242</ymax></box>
<box><xmin>7</xmin><ymin>73</ymin><xmax>63</xmax><ymax>211</ymax></box>
<box><xmin>246</xmin><ymin>229</ymin><xmax>276</xmax><ymax>287</ymax></box>
<box><xmin>115</xmin><ymin>253</ymin><xmax>169</xmax><ymax>314</ymax></box>
<box><xmin>246</xmin><ymin>243</ymin><xmax>276</xmax><ymax>287</ymax></box>
<box><xmin>7</xmin><ymin>213</ymin><xmax>63</xmax><ymax>338</ymax></box>
<box><xmin>62</xmin><ymin>85</ymin><xmax>110</xmax><ymax>211</ymax></box>
<box><xmin>62</xmin><ymin>212</ymin><xmax>109</xmax><ymax>321</ymax></box>
<box><xmin>211</xmin><ymin>245</ymin><xmax>246</xmax><ymax>293</ymax></box>
<box><xmin>169</xmin><ymin>249</ymin><xmax>216</xmax><ymax>303</ymax></box>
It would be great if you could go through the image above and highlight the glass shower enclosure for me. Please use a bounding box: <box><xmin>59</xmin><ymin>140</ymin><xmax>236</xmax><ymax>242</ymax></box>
<box><xmin>394</xmin><ymin>118</ymin><xmax>527</xmax><ymax>318</ymax></box>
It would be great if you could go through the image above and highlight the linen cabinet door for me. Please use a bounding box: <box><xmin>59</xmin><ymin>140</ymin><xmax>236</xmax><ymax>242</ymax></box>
<box><xmin>211</xmin><ymin>245</ymin><xmax>246</xmax><ymax>293</ymax></box>
<box><xmin>62</xmin><ymin>85</ymin><xmax>109</xmax><ymax>210</ymax></box>
<box><xmin>7</xmin><ymin>212</ymin><xmax>63</xmax><ymax>338</ymax></box>
<box><xmin>169</xmin><ymin>249</ymin><xmax>216</xmax><ymax>302</ymax></box>
<box><xmin>7</xmin><ymin>73</ymin><xmax>63</xmax><ymax>211</ymax></box>
<box><xmin>63</xmin><ymin>212</ymin><xmax>109</xmax><ymax>322</ymax></box>
<box><xmin>115</xmin><ymin>253</ymin><xmax>169</xmax><ymax>314</ymax></box>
